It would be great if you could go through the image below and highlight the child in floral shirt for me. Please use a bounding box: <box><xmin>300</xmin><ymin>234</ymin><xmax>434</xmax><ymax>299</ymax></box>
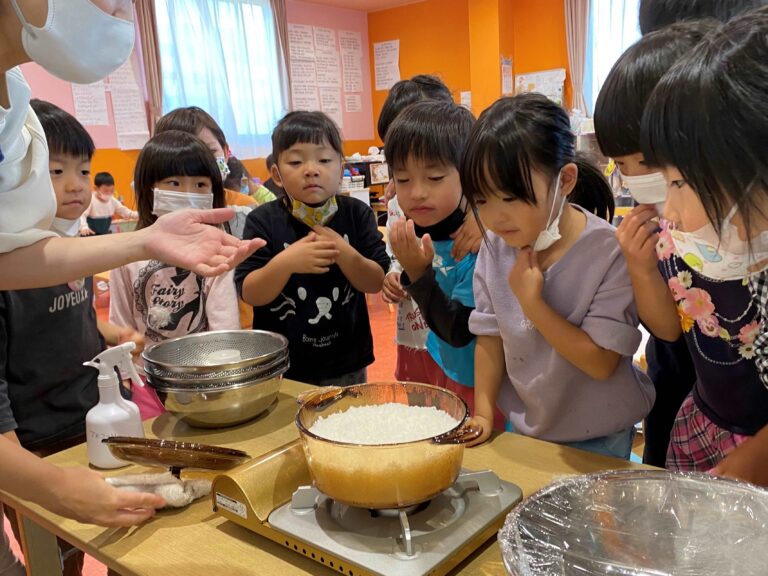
<box><xmin>652</xmin><ymin>222</ymin><xmax>766</xmax><ymax>471</ymax></box>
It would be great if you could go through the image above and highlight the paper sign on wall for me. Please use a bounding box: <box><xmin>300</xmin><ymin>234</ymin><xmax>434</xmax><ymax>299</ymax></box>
<box><xmin>320</xmin><ymin>88</ymin><xmax>343</xmax><ymax>129</ymax></box>
<box><xmin>292</xmin><ymin>84</ymin><xmax>320</xmax><ymax>111</ymax></box>
<box><xmin>288</xmin><ymin>24</ymin><xmax>315</xmax><ymax>59</ymax></box>
<box><xmin>71</xmin><ymin>81</ymin><xmax>108</xmax><ymax>125</ymax></box>
<box><xmin>339</xmin><ymin>30</ymin><xmax>363</xmax><ymax>93</ymax></box>
<box><xmin>344</xmin><ymin>94</ymin><xmax>362</xmax><ymax>113</ymax></box>
<box><xmin>374</xmin><ymin>40</ymin><xmax>400</xmax><ymax>91</ymax></box>
<box><xmin>515</xmin><ymin>68</ymin><xmax>567</xmax><ymax>105</ymax></box>
<box><xmin>501</xmin><ymin>57</ymin><xmax>513</xmax><ymax>96</ymax></box>
<box><xmin>107</xmin><ymin>60</ymin><xmax>149</xmax><ymax>150</ymax></box>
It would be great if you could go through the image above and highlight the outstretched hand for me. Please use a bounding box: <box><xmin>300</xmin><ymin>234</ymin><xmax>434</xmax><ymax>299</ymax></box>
<box><xmin>142</xmin><ymin>209</ymin><xmax>266</xmax><ymax>276</ymax></box>
<box><xmin>389</xmin><ymin>219</ymin><xmax>434</xmax><ymax>282</ymax></box>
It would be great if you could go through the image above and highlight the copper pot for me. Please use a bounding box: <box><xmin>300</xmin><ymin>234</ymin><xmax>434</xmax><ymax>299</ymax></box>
<box><xmin>295</xmin><ymin>381</ymin><xmax>481</xmax><ymax>509</ymax></box>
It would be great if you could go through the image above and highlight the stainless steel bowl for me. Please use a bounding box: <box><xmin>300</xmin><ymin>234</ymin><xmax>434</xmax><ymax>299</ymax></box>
<box><xmin>142</xmin><ymin>330</ymin><xmax>289</xmax><ymax>428</ymax></box>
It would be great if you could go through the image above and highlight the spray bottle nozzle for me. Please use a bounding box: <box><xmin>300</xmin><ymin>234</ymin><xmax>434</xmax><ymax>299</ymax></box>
<box><xmin>83</xmin><ymin>342</ymin><xmax>144</xmax><ymax>388</ymax></box>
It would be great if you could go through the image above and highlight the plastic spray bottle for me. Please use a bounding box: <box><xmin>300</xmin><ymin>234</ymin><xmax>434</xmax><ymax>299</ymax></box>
<box><xmin>83</xmin><ymin>342</ymin><xmax>145</xmax><ymax>469</ymax></box>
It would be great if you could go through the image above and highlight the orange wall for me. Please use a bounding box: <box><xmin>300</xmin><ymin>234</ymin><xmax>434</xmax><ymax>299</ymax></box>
<box><xmin>509</xmin><ymin>0</ymin><xmax>572</xmax><ymax>107</ymax></box>
<box><xmin>367</xmin><ymin>0</ymin><xmax>471</xmax><ymax>144</ymax></box>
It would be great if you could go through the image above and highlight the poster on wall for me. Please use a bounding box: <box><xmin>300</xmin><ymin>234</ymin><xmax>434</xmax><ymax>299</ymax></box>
<box><xmin>71</xmin><ymin>81</ymin><xmax>109</xmax><ymax>126</ymax></box>
<box><xmin>339</xmin><ymin>30</ymin><xmax>363</xmax><ymax>93</ymax></box>
<box><xmin>107</xmin><ymin>61</ymin><xmax>150</xmax><ymax>150</ymax></box>
<box><xmin>514</xmin><ymin>68</ymin><xmax>566</xmax><ymax>105</ymax></box>
<box><xmin>373</xmin><ymin>40</ymin><xmax>400</xmax><ymax>91</ymax></box>
<box><xmin>501</xmin><ymin>57</ymin><xmax>514</xmax><ymax>96</ymax></box>
<box><xmin>286</xmin><ymin>20</ymin><xmax>370</xmax><ymax>136</ymax></box>
<box><xmin>288</xmin><ymin>24</ymin><xmax>315</xmax><ymax>59</ymax></box>
<box><xmin>319</xmin><ymin>87</ymin><xmax>343</xmax><ymax>129</ymax></box>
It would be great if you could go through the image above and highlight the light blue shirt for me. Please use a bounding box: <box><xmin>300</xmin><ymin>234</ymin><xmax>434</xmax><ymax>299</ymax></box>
<box><xmin>426</xmin><ymin>238</ymin><xmax>477</xmax><ymax>387</ymax></box>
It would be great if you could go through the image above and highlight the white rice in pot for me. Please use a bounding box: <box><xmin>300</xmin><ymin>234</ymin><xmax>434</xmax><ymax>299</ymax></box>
<box><xmin>308</xmin><ymin>403</ymin><xmax>460</xmax><ymax>444</ymax></box>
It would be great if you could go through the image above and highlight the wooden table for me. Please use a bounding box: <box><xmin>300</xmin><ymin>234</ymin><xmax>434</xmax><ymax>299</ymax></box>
<box><xmin>1</xmin><ymin>380</ymin><xmax>645</xmax><ymax>576</ymax></box>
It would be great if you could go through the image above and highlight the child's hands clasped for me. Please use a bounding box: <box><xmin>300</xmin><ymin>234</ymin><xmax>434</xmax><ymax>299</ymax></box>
<box><xmin>389</xmin><ymin>220</ymin><xmax>434</xmax><ymax>281</ymax></box>
<box><xmin>382</xmin><ymin>271</ymin><xmax>408</xmax><ymax>303</ymax></box>
<box><xmin>279</xmin><ymin>233</ymin><xmax>340</xmax><ymax>274</ymax></box>
<box><xmin>508</xmin><ymin>247</ymin><xmax>544</xmax><ymax>309</ymax></box>
<box><xmin>616</xmin><ymin>204</ymin><xmax>660</xmax><ymax>276</ymax></box>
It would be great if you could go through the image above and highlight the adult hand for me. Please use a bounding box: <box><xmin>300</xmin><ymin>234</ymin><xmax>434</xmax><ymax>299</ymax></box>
<box><xmin>450</xmin><ymin>214</ymin><xmax>483</xmax><ymax>261</ymax></box>
<box><xmin>142</xmin><ymin>209</ymin><xmax>266</xmax><ymax>276</ymax></box>
<box><xmin>508</xmin><ymin>247</ymin><xmax>544</xmax><ymax>309</ymax></box>
<box><xmin>382</xmin><ymin>271</ymin><xmax>408</xmax><ymax>303</ymax></box>
<box><xmin>45</xmin><ymin>467</ymin><xmax>165</xmax><ymax>527</ymax></box>
<box><xmin>80</xmin><ymin>227</ymin><xmax>96</xmax><ymax>236</ymax></box>
<box><xmin>615</xmin><ymin>205</ymin><xmax>660</xmax><ymax>276</ymax></box>
<box><xmin>278</xmin><ymin>233</ymin><xmax>339</xmax><ymax>274</ymax></box>
<box><xmin>389</xmin><ymin>220</ymin><xmax>434</xmax><ymax>281</ymax></box>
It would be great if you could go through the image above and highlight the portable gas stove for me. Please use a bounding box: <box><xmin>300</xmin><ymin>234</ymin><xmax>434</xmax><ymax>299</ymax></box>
<box><xmin>211</xmin><ymin>441</ymin><xmax>522</xmax><ymax>576</ymax></box>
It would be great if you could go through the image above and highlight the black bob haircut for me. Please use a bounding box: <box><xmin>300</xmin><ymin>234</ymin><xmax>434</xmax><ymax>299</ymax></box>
<box><xmin>462</xmin><ymin>93</ymin><xmax>614</xmax><ymax>222</ymax></box>
<box><xmin>30</xmin><ymin>99</ymin><xmax>95</xmax><ymax>160</ymax></box>
<box><xmin>641</xmin><ymin>6</ymin><xmax>768</xmax><ymax>241</ymax></box>
<box><xmin>384</xmin><ymin>101</ymin><xmax>475</xmax><ymax>172</ymax></box>
<box><xmin>377</xmin><ymin>75</ymin><xmax>453</xmax><ymax>141</ymax></box>
<box><xmin>133</xmin><ymin>130</ymin><xmax>225</xmax><ymax>230</ymax></box>
<box><xmin>639</xmin><ymin>0</ymin><xmax>767</xmax><ymax>34</ymax></box>
<box><xmin>271</xmin><ymin>111</ymin><xmax>343</xmax><ymax>162</ymax></box>
<box><xmin>593</xmin><ymin>20</ymin><xmax>715</xmax><ymax>158</ymax></box>
<box><xmin>94</xmin><ymin>172</ymin><xmax>114</xmax><ymax>187</ymax></box>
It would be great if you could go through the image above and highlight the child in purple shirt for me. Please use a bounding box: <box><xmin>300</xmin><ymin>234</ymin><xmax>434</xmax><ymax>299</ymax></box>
<box><xmin>462</xmin><ymin>94</ymin><xmax>654</xmax><ymax>459</ymax></box>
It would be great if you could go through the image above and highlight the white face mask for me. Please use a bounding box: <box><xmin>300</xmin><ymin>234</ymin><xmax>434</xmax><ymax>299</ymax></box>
<box><xmin>10</xmin><ymin>0</ymin><xmax>135</xmax><ymax>85</ymax></box>
<box><xmin>51</xmin><ymin>217</ymin><xmax>81</xmax><ymax>238</ymax></box>
<box><xmin>621</xmin><ymin>170</ymin><xmax>667</xmax><ymax>212</ymax></box>
<box><xmin>533</xmin><ymin>171</ymin><xmax>567</xmax><ymax>252</ymax></box>
<box><xmin>667</xmin><ymin>206</ymin><xmax>768</xmax><ymax>280</ymax></box>
<box><xmin>152</xmin><ymin>189</ymin><xmax>213</xmax><ymax>217</ymax></box>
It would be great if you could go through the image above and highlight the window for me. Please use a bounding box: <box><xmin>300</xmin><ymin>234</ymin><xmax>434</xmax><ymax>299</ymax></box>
<box><xmin>584</xmin><ymin>0</ymin><xmax>642</xmax><ymax>115</ymax></box>
<box><xmin>155</xmin><ymin>0</ymin><xmax>287</xmax><ymax>158</ymax></box>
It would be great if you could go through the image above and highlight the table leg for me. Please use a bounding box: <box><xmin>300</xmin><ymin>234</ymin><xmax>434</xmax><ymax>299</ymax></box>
<box><xmin>16</xmin><ymin>513</ymin><xmax>62</xmax><ymax>576</ymax></box>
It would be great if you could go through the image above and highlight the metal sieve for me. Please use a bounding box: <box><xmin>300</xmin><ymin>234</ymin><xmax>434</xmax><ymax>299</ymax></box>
<box><xmin>142</xmin><ymin>330</ymin><xmax>289</xmax><ymax>379</ymax></box>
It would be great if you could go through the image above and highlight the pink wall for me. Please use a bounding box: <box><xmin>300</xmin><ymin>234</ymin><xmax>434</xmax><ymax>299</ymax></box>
<box><xmin>20</xmin><ymin>62</ymin><xmax>120</xmax><ymax>149</ymax></box>
<box><xmin>286</xmin><ymin>0</ymin><xmax>374</xmax><ymax>142</ymax></box>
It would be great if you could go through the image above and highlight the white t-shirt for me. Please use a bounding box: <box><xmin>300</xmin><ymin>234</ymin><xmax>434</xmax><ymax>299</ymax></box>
<box><xmin>0</xmin><ymin>68</ymin><xmax>57</xmax><ymax>253</ymax></box>
<box><xmin>386</xmin><ymin>196</ymin><xmax>429</xmax><ymax>350</ymax></box>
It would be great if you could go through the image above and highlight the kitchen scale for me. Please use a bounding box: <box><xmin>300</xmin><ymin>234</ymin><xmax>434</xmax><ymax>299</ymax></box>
<box><xmin>211</xmin><ymin>440</ymin><xmax>523</xmax><ymax>576</ymax></box>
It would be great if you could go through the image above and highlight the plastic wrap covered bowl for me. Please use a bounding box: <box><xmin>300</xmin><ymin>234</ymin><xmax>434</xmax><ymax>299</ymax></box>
<box><xmin>498</xmin><ymin>469</ymin><xmax>768</xmax><ymax>576</ymax></box>
<box><xmin>143</xmin><ymin>330</ymin><xmax>289</xmax><ymax>427</ymax></box>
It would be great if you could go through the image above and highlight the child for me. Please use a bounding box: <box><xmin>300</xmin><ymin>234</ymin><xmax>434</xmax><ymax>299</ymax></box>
<box><xmin>235</xmin><ymin>111</ymin><xmax>389</xmax><ymax>386</ymax></box>
<box><xmin>109</xmin><ymin>131</ymin><xmax>241</xmax><ymax>418</ymax></box>
<box><xmin>379</xmin><ymin>75</ymin><xmax>483</xmax><ymax>383</ymax></box>
<box><xmin>463</xmin><ymin>94</ymin><xmax>654</xmax><ymax>458</ymax></box>
<box><xmin>635</xmin><ymin>7</ymin><xmax>768</xmax><ymax>472</ymax></box>
<box><xmin>225</xmin><ymin>156</ymin><xmax>276</xmax><ymax>205</ymax></box>
<box><xmin>79</xmin><ymin>171</ymin><xmax>138</xmax><ymax>235</ymax></box>
<box><xmin>385</xmin><ymin>101</ymin><xmax>501</xmax><ymax>428</ymax></box>
<box><xmin>593</xmin><ymin>21</ymin><xmax>714</xmax><ymax>467</ymax></box>
<box><xmin>155</xmin><ymin>106</ymin><xmax>256</xmax><ymax>238</ymax></box>
<box><xmin>0</xmin><ymin>100</ymin><xmax>141</xmax><ymax>576</ymax></box>
<box><xmin>639</xmin><ymin>0</ymin><xmax>766</xmax><ymax>33</ymax></box>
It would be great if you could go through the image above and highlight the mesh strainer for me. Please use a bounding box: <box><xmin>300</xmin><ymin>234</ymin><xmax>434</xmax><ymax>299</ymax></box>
<box><xmin>142</xmin><ymin>330</ymin><xmax>289</xmax><ymax>388</ymax></box>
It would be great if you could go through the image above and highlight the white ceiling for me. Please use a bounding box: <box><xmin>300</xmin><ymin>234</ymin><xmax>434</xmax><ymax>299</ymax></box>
<box><xmin>298</xmin><ymin>0</ymin><xmax>424</xmax><ymax>13</ymax></box>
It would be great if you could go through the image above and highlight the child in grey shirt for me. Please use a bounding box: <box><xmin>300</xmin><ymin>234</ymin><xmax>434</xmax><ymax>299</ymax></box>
<box><xmin>462</xmin><ymin>94</ymin><xmax>654</xmax><ymax>459</ymax></box>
